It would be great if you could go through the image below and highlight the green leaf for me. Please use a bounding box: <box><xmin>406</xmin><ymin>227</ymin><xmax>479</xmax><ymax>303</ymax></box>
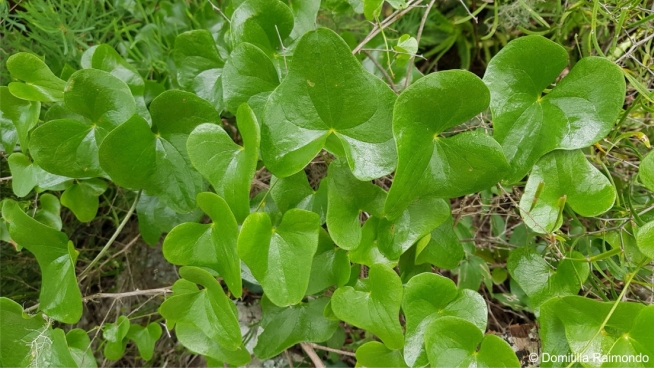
<box><xmin>126</xmin><ymin>323</ymin><xmax>162</xmax><ymax>361</ymax></box>
<box><xmin>287</xmin><ymin>0</ymin><xmax>321</xmax><ymax>41</ymax></box>
<box><xmin>100</xmin><ymin>91</ymin><xmax>219</xmax><ymax>213</ymax></box>
<box><xmin>66</xmin><ymin>329</ymin><xmax>97</xmax><ymax>368</ymax></box>
<box><xmin>64</xmin><ymin>69</ymin><xmax>136</xmax><ymax>130</ymax></box>
<box><xmin>2</xmin><ymin>200</ymin><xmax>82</xmax><ymax>324</ymax></box>
<box><xmin>402</xmin><ymin>273</ymin><xmax>488</xmax><ymax>367</ymax></box>
<box><xmin>222</xmin><ymin>42</ymin><xmax>279</xmax><ymax>115</ymax></box>
<box><xmin>8</xmin><ymin>153</ymin><xmax>66</xmax><ymax>198</ymax></box>
<box><xmin>136</xmin><ymin>193</ymin><xmax>203</xmax><ymax>246</ymax></box>
<box><xmin>331</xmin><ymin>264</ymin><xmax>404</xmax><ymax>349</ymax></box>
<box><xmin>159</xmin><ymin>267</ymin><xmax>242</xmax><ymax>350</ymax></box>
<box><xmin>507</xmin><ymin>247</ymin><xmax>589</xmax><ymax>316</ymax></box>
<box><xmin>34</xmin><ymin>193</ymin><xmax>63</xmax><ymax>231</ymax></box>
<box><xmin>0</xmin><ymin>86</ymin><xmax>40</xmax><ymax>153</ymax></box>
<box><xmin>175</xmin><ymin>323</ymin><xmax>251</xmax><ymax>366</ymax></box>
<box><xmin>61</xmin><ymin>179</ymin><xmax>108</xmax><ymax>222</ymax></box>
<box><xmin>0</xmin><ymin>297</ymin><xmax>49</xmax><ymax>367</ymax></box>
<box><xmin>306</xmin><ymin>228</ymin><xmax>351</xmax><ymax>295</ymax></box>
<box><xmin>394</xmin><ymin>34</ymin><xmax>418</xmax><ymax>67</ymax></box>
<box><xmin>519</xmin><ymin>149</ymin><xmax>616</xmax><ymax>234</ymax></box>
<box><xmin>103</xmin><ymin>316</ymin><xmax>130</xmax><ymax>360</ymax></box>
<box><xmin>414</xmin><ymin>217</ymin><xmax>464</xmax><ymax>269</ymax></box>
<box><xmin>254</xmin><ymin>296</ymin><xmax>339</xmax><ymax>359</ymax></box>
<box><xmin>231</xmin><ymin>0</ymin><xmax>294</xmax><ymax>54</ymax></box>
<box><xmin>639</xmin><ymin>150</ymin><xmax>654</xmax><ymax>192</ymax></box>
<box><xmin>163</xmin><ymin>192</ymin><xmax>242</xmax><ymax>297</ymax></box>
<box><xmin>356</xmin><ymin>341</ymin><xmax>408</xmax><ymax>368</ymax></box>
<box><xmin>484</xmin><ymin>36</ymin><xmax>626</xmax><ymax>183</ymax></box>
<box><xmin>326</xmin><ymin>159</ymin><xmax>386</xmax><ymax>250</ymax></box>
<box><xmin>173</xmin><ymin>30</ymin><xmax>224</xmax><ymax>111</ymax></box>
<box><xmin>635</xmin><ymin>221</ymin><xmax>654</xmax><ymax>259</ymax></box>
<box><xmin>377</xmin><ymin>195</ymin><xmax>450</xmax><ymax>259</ymax></box>
<box><xmin>363</xmin><ymin>0</ymin><xmax>383</xmax><ymax>20</ymax></box>
<box><xmin>6</xmin><ymin>53</ymin><xmax>66</xmax><ymax>102</ymax></box>
<box><xmin>385</xmin><ymin>70</ymin><xmax>507</xmax><ymax>218</ymax></box>
<box><xmin>187</xmin><ymin>103</ymin><xmax>260</xmax><ymax>222</ymax></box>
<box><xmin>458</xmin><ymin>254</ymin><xmax>491</xmax><ymax>291</ymax></box>
<box><xmin>540</xmin><ymin>296</ymin><xmax>646</xmax><ymax>367</ymax></box>
<box><xmin>350</xmin><ymin>216</ymin><xmax>399</xmax><ymax>267</ymax></box>
<box><xmin>425</xmin><ymin>316</ymin><xmax>520</xmax><ymax>368</ymax></box>
<box><xmin>238</xmin><ymin>209</ymin><xmax>320</xmax><ymax>306</ymax></box>
<box><xmin>86</xmin><ymin>44</ymin><xmax>151</xmax><ymax>123</ymax></box>
<box><xmin>270</xmin><ymin>170</ymin><xmax>328</xmax><ymax>223</ymax></box>
<box><xmin>261</xmin><ymin>28</ymin><xmax>397</xmax><ymax>181</ymax></box>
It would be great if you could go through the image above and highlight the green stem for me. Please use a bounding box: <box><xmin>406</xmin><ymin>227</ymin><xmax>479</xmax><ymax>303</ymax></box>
<box><xmin>566</xmin><ymin>246</ymin><xmax>623</xmax><ymax>262</ymax></box>
<box><xmin>78</xmin><ymin>190</ymin><xmax>141</xmax><ymax>279</ymax></box>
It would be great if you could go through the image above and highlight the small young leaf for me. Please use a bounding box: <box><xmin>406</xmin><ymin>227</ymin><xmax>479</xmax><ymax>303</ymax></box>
<box><xmin>8</xmin><ymin>153</ymin><xmax>66</xmax><ymax>198</ymax></box>
<box><xmin>350</xmin><ymin>216</ymin><xmax>398</xmax><ymax>267</ymax></box>
<box><xmin>163</xmin><ymin>192</ymin><xmax>242</xmax><ymax>297</ymax></box>
<box><xmin>425</xmin><ymin>316</ymin><xmax>520</xmax><ymax>367</ymax></box>
<box><xmin>6</xmin><ymin>53</ymin><xmax>66</xmax><ymax>102</ymax></box>
<box><xmin>254</xmin><ymin>296</ymin><xmax>339</xmax><ymax>359</ymax></box>
<box><xmin>66</xmin><ymin>329</ymin><xmax>97</xmax><ymax>368</ymax></box>
<box><xmin>519</xmin><ymin>149</ymin><xmax>616</xmax><ymax>234</ymax></box>
<box><xmin>103</xmin><ymin>316</ymin><xmax>130</xmax><ymax>360</ymax></box>
<box><xmin>61</xmin><ymin>179</ymin><xmax>107</xmax><ymax>222</ymax></box>
<box><xmin>2</xmin><ymin>200</ymin><xmax>82</xmax><ymax>324</ymax></box>
<box><xmin>126</xmin><ymin>323</ymin><xmax>162</xmax><ymax>361</ymax></box>
<box><xmin>414</xmin><ymin>217</ymin><xmax>464</xmax><ymax>269</ymax></box>
<box><xmin>306</xmin><ymin>228</ymin><xmax>351</xmax><ymax>295</ymax></box>
<box><xmin>34</xmin><ymin>193</ymin><xmax>63</xmax><ymax>231</ymax></box>
<box><xmin>261</xmin><ymin>28</ymin><xmax>397</xmax><ymax>181</ymax></box>
<box><xmin>187</xmin><ymin>103</ymin><xmax>260</xmax><ymax>222</ymax></box>
<box><xmin>331</xmin><ymin>264</ymin><xmax>404</xmax><ymax>349</ymax></box>
<box><xmin>238</xmin><ymin>209</ymin><xmax>320</xmax><ymax>306</ymax></box>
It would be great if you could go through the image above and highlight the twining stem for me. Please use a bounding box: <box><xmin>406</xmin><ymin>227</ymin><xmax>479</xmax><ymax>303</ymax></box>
<box><xmin>404</xmin><ymin>0</ymin><xmax>437</xmax><ymax>90</ymax></box>
<box><xmin>375</xmin><ymin>15</ymin><xmax>394</xmax><ymax>79</ymax></box>
<box><xmin>78</xmin><ymin>190</ymin><xmax>141</xmax><ymax>280</ymax></box>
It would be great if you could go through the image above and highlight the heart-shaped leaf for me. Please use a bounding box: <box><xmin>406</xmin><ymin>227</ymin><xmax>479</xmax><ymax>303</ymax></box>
<box><xmin>636</xmin><ymin>221</ymin><xmax>654</xmax><ymax>259</ymax></box>
<box><xmin>326</xmin><ymin>159</ymin><xmax>386</xmax><ymax>250</ymax></box>
<box><xmin>159</xmin><ymin>267</ymin><xmax>242</xmax><ymax>351</ymax></box>
<box><xmin>103</xmin><ymin>316</ymin><xmax>130</xmax><ymax>360</ymax></box>
<box><xmin>425</xmin><ymin>316</ymin><xmax>520</xmax><ymax>367</ymax></box>
<box><xmin>540</xmin><ymin>296</ymin><xmax>647</xmax><ymax>368</ymax></box>
<box><xmin>61</xmin><ymin>178</ymin><xmax>107</xmax><ymax>222</ymax></box>
<box><xmin>377</xmin><ymin>195</ymin><xmax>450</xmax><ymax>259</ymax></box>
<box><xmin>34</xmin><ymin>193</ymin><xmax>63</xmax><ymax>231</ymax></box>
<box><xmin>287</xmin><ymin>0</ymin><xmax>320</xmax><ymax>41</ymax></box>
<box><xmin>173</xmin><ymin>30</ymin><xmax>224</xmax><ymax>111</ymax></box>
<box><xmin>306</xmin><ymin>228</ymin><xmax>351</xmax><ymax>295</ymax></box>
<box><xmin>238</xmin><ymin>209</ymin><xmax>320</xmax><ymax>306</ymax></box>
<box><xmin>508</xmin><ymin>246</ymin><xmax>589</xmax><ymax>316</ymax></box>
<box><xmin>350</xmin><ymin>216</ymin><xmax>398</xmax><ymax>267</ymax></box>
<box><xmin>261</xmin><ymin>28</ymin><xmax>397</xmax><ymax>181</ymax></box>
<box><xmin>414</xmin><ymin>217</ymin><xmax>464</xmax><ymax>269</ymax></box>
<box><xmin>2</xmin><ymin>200</ymin><xmax>82</xmax><ymax>324</ymax></box>
<box><xmin>356</xmin><ymin>341</ymin><xmax>408</xmax><ymax>368</ymax></box>
<box><xmin>270</xmin><ymin>170</ymin><xmax>328</xmax><ymax>223</ymax></box>
<box><xmin>126</xmin><ymin>323</ymin><xmax>162</xmax><ymax>361</ymax></box>
<box><xmin>30</xmin><ymin>69</ymin><xmax>136</xmax><ymax>178</ymax></box>
<box><xmin>66</xmin><ymin>329</ymin><xmax>96</xmax><ymax>367</ymax></box>
<box><xmin>163</xmin><ymin>192</ymin><xmax>242</xmax><ymax>297</ymax></box>
<box><xmin>8</xmin><ymin>153</ymin><xmax>67</xmax><ymax>197</ymax></box>
<box><xmin>6</xmin><ymin>53</ymin><xmax>66</xmax><ymax>102</ymax></box>
<box><xmin>99</xmin><ymin>90</ymin><xmax>219</xmax><ymax>213</ymax></box>
<box><xmin>331</xmin><ymin>264</ymin><xmax>404</xmax><ymax>349</ymax></box>
<box><xmin>187</xmin><ymin>103</ymin><xmax>260</xmax><ymax>222</ymax></box>
<box><xmin>484</xmin><ymin>35</ymin><xmax>625</xmax><ymax>183</ymax></box>
<box><xmin>222</xmin><ymin>42</ymin><xmax>279</xmax><ymax>115</ymax></box>
<box><xmin>384</xmin><ymin>70</ymin><xmax>508</xmax><ymax>219</ymax></box>
<box><xmin>519</xmin><ymin>149</ymin><xmax>616</xmax><ymax>234</ymax></box>
<box><xmin>0</xmin><ymin>86</ymin><xmax>40</xmax><ymax>153</ymax></box>
<box><xmin>231</xmin><ymin>0</ymin><xmax>294</xmax><ymax>55</ymax></box>
<box><xmin>84</xmin><ymin>44</ymin><xmax>151</xmax><ymax>123</ymax></box>
<box><xmin>174</xmin><ymin>322</ymin><xmax>251</xmax><ymax>366</ymax></box>
<box><xmin>254</xmin><ymin>296</ymin><xmax>339</xmax><ymax>359</ymax></box>
<box><xmin>402</xmin><ymin>273</ymin><xmax>488</xmax><ymax>367</ymax></box>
